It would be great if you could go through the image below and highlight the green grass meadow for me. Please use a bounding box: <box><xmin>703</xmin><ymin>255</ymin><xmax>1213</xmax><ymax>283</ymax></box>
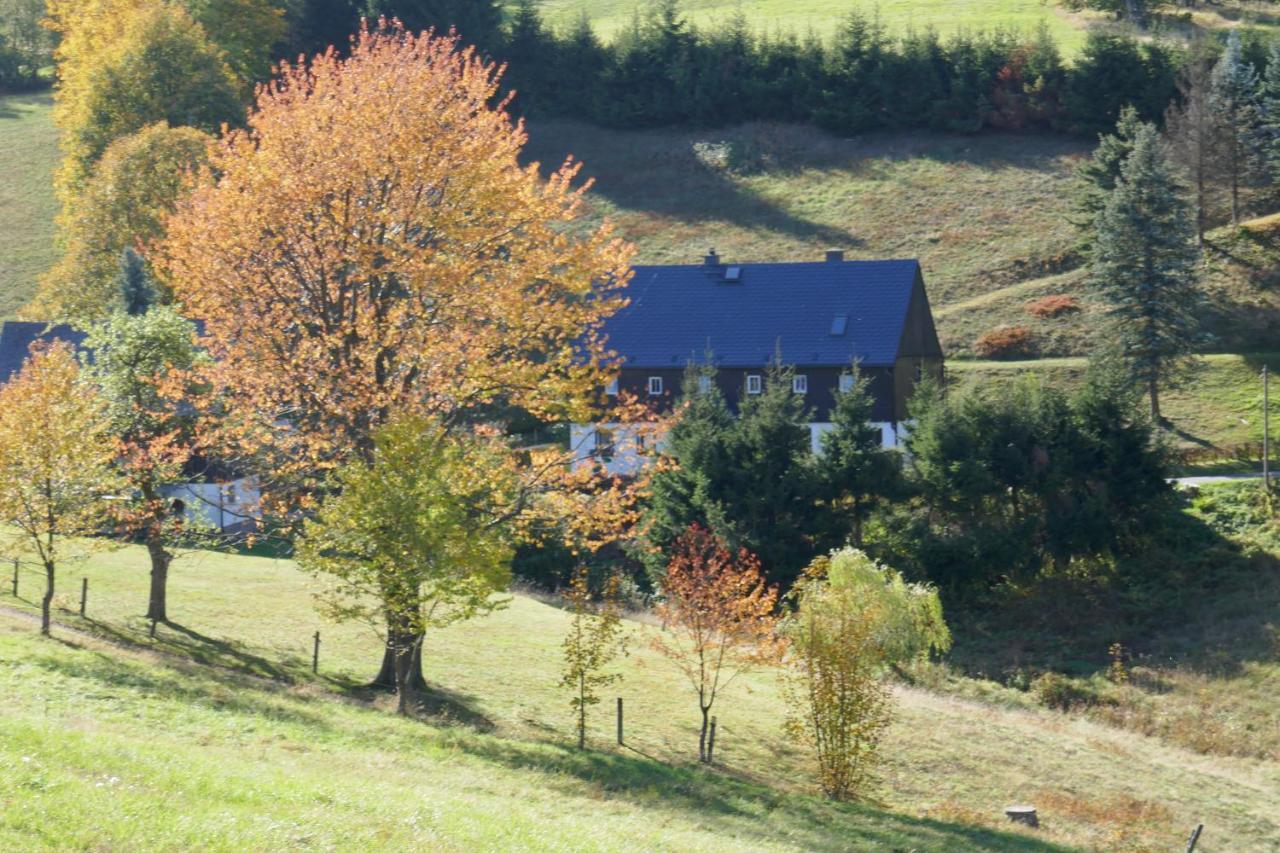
<box><xmin>2</xmin><ymin>533</ymin><xmax>1279</xmax><ymax>849</ymax></box>
<box><xmin>0</xmin><ymin>94</ymin><xmax>58</xmax><ymax>319</ymax></box>
<box><xmin>535</xmin><ymin>0</ymin><xmax>1091</xmax><ymax>51</ymax></box>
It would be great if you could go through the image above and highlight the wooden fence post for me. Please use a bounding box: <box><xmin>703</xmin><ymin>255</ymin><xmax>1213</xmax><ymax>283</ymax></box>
<box><xmin>707</xmin><ymin>716</ymin><xmax>717</xmax><ymax>763</ymax></box>
<box><xmin>79</xmin><ymin>577</ymin><xmax>87</xmax><ymax>617</ymax></box>
<box><xmin>616</xmin><ymin>697</ymin><xmax>623</xmax><ymax>746</ymax></box>
<box><xmin>312</xmin><ymin>631</ymin><xmax>320</xmax><ymax>674</ymax></box>
<box><xmin>1186</xmin><ymin>824</ymin><xmax>1204</xmax><ymax>853</ymax></box>
<box><xmin>11</xmin><ymin>559</ymin><xmax>17</xmax><ymax>597</ymax></box>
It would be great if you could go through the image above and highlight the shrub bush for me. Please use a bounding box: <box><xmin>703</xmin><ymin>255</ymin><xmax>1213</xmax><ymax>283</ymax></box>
<box><xmin>1025</xmin><ymin>294</ymin><xmax>1081</xmax><ymax>318</ymax></box>
<box><xmin>1031</xmin><ymin>671</ymin><xmax>1116</xmax><ymax>711</ymax></box>
<box><xmin>974</xmin><ymin>326</ymin><xmax>1038</xmax><ymax>359</ymax></box>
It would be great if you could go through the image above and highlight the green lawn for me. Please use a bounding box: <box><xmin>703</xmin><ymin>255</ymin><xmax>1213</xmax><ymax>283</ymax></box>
<box><xmin>536</xmin><ymin>0</ymin><xmax>1280</xmax><ymax>55</ymax></box>
<box><xmin>0</xmin><ymin>93</ymin><xmax>58</xmax><ymax>319</ymax></box>
<box><xmin>535</xmin><ymin>0</ymin><xmax>1093</xmax><ymax>52</ymax></box>
<box><xmin>2</xmin><ymin>538</ymin><xmax>1278</xmax><ymax>849</ymax></box>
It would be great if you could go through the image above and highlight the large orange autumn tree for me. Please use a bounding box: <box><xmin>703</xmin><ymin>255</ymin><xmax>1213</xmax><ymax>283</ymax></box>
<box><xmin>157</xmin><ymin>22</ymin><xmax>637</xmax><ymax>689</ymax></box>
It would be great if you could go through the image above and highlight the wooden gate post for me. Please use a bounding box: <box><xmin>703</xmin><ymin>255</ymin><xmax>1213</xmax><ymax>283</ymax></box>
<box><xmin>79</xmin><ymin>577</ymin><xmax>87</xmax><ymax>617</ymax></box>
<box><xmin>616</xmin><ymin>697</ymin><xmax>623</xmax><ymax>745</ymax></box>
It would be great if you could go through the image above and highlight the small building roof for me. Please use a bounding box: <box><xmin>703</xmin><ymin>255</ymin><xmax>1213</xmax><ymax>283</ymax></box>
<box><xmin>602</xmin><ymin>257</ymin><xmax>925</xmax><ymax>369</ymax></box>
<box><xmin>0</xmin><ymin>321</ymin><xmax>87</xmax><ymax>383</ymax></box>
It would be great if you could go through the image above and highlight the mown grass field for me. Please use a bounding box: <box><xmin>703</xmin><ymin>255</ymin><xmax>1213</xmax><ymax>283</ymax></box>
<box><xmin>0</xmin><ymin>94</ymin><xmax>58</xmax><ymax>319</ymax></box>
<box><xmin>535</xmin><ymin>0</ymin><xmax>1091</xmax><ymax>50</ymax></box>
<box><xmin>533</xmin><ymin>0</ymin><xmax>1280</xmax><ymax>51</ymax></box>
<box><xmin>1</xmin><ymin>531</ymin><xmax>1278</xmax><ymax>850</ymax></box>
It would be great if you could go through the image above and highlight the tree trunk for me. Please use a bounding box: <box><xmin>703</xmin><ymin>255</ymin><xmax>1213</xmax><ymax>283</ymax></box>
<box><xmin>145</xmin><ymin>535</ymin><xmax>172</xmax><ymax>623</ymax></box>
<box><xmin>394</xmin><ymin>637</ymin><xmax>421</xmax><ymax>716</ymax></box>
<box><xmin>372</xmin><ymin>629</ymin><xmax>428</xmax><ymax>694</ymax></box>
<box><xmin>1149</xmin><ymin>377</ymin><xmax>1161</xmax><ymax>423</ymax></box>
<box><xmin>699</xmin><ymin>705</ymin><xmax>710</xmax><ymax>762</ymax></box>
<box><xmin>40</xmin><ymin>560</ymin><xmax>54</xmax><ymax>636</ymax></box>
<box><xmin>578</xmin><ymin>675</ymin><xmax>587</xmax><ymax>750</ymax></box>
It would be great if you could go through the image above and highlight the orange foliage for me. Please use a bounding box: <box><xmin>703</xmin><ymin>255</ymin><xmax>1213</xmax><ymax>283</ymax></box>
<box><xmin>1025</xmin><ymin>294</ymin><xmax>1081</xmax><ymax>319</ymax></box>
<box><xmin>974</xmin><ymin>325</ymin><xmax>1038</xmax><ymax>360</ymax></box>
<box><xmin>653</xmin><ymin>524</ymin><xmax>783</xmax><ymax>762</ymax></box>
<box><xmin>157</xmin><ymin>22</ymin><xmax>640</xmax><ymax>531</ymax></box>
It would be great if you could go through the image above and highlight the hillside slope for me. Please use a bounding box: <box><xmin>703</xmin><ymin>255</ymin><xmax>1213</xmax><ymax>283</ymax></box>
<box><xmin>2</xmin><ymin>541</ymin><xmax>1277</xmax><ymax>849</ymax></box>
<box><xmin>0</xmin><ymin>94</ymin><xmax>58</xmax><ymax>319</ymax></box>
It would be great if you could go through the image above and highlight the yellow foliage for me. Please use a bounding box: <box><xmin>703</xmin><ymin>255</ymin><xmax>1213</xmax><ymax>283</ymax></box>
<box><xmin>0</xmin><ymin>343</ymin><xmax>120</xmax><ymax>634</ymax></box>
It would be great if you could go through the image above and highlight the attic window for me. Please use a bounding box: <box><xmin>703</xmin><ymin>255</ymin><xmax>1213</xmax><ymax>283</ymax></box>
<box><xmin>746</xmin><ymin>374</ymin><xmax>763</xmax><ymax>395</ymax></box>
<box><xmin>605</xmin><ymin>378</ymin><xmax>619</xmax><ymax>396</ymax></box>
<box><xmin>648</xmin><ymin>376</ymin><xmax>664</xmax><ymax>396</ymax></box>
<box><xmin>793</xmin><ymin>375</ymin><xmax>808</xmax><ymax>395</ymax></box>
<box><xmin>830</xmin><ymin>314</ymin><xmax>848</xmax><ymax>336</ymax></box>
<box><xmin>697</xmin><ymin>375</ymin><xmax>712</xmax><ymax>394</ymax></box>
<box><xmin>838</xmin><ymin>373</ymin><xmax>855</xmax><ymax>394</ymax></box>
<box><xmin>724</xmin><ymin>266</ymin><xmax>742</xmax><ymax>282</ymax></box>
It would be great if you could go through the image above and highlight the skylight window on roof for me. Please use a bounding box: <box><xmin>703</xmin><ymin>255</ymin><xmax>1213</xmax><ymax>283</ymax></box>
<box><xmin>724</xmin><ymin>266</ymin><xmax>741</xmax><ymax>282</ymax></box>
<box><xmin>830</xmin><ymin>314</ymin><xmax>848</xmax><ymax>336</ymax></box>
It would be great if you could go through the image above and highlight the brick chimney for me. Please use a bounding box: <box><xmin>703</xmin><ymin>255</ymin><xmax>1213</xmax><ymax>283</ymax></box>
<box><xmin>825</xmin><ymin>249</ymin><xmax>844</xmax><ymax>263</ymax></box>
<box><xmin>704</xmin><ymin>248</ymin><xmax>720</xmax><ymax>267</ymax></box>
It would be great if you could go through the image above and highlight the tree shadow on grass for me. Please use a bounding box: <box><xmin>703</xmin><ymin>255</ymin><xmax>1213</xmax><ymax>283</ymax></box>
<box><xmin>20</xmin><ymin>642</ymin><xmax>339</xmax><ymax>732</ymax></box>
<box><xmin>75</xmin><ymin>616</ymin><xmax>300</xmax><ymax>685</ymax></box>
<box><xmin>335</xmin><ymin>678</ymin><xmax>496</xmax><ymax>733</ymax></box>
<box><xmin>522</xmin><ymin>120</ymin><xmax>859</xmax><ymax>250</ymax></box>
<box><xmin>443</xmin><ymin>733</ymin><xmax>1067</xmax><ymax>852</ymax></box>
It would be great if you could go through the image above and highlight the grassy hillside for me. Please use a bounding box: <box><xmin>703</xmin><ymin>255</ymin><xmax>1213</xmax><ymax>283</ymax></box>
<box><xmin>533</xmin><ymin>0</ymin><xmax>1280</xmax><ymax>52</ymax></box>
<box><xmin>2</xmin><ymin>536</ymin><xmax>1279</xmax><ymax>849</ymax></box>
<box><xmin>535</xmin><ymin>0</ymin><xmax>1092</xmax><ymax>51</ymax></box>
<box><xmin>526</xmin><ymin>120</ymin><xmax>1091</xmax><ymax>357</ymax></box>
<box><xmin>0</xmin><ymin>94</ymin><xmax>57</xmax><ymax>319</ymax></box>
<box><xmin>952</xmin><ymin>353</ymin><xmax>1280</xmax><ymax>453</ymax></box>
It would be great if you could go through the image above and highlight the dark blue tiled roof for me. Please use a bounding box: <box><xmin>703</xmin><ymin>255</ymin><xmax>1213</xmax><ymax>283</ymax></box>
<box><xmin>0</xmin><ymin>321</ymin><xmax>88</xmax><ymax>383</ymax></box>
<box><xmin>604</xmin><ymin>259</ymin><xmax>922</xmax><ymax>368</ymax></box>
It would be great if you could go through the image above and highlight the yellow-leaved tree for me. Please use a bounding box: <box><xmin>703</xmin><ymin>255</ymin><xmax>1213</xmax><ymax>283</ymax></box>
<box><xmin>157</xmin><ymin>21</ymin><xmax>640</xmax><ymax>689</ymax></box>
<box><xmin>782</xmin><ymin>549</ymin><xmax>951</xmax><ymax>801</ymax></box>
<box><xmin>30</xmin><ymin>123</ymin><xmax>213</xmax><ymax>320</ymax></box>
<box><xmin>0</xmin><ymin>343</ymin><xmax>120</xmax><ymax>635</ymax></box>
<box><xmin>296</xmin><ymin>415</ymin><xmax>517</xmax><ymax>713</ymax></box>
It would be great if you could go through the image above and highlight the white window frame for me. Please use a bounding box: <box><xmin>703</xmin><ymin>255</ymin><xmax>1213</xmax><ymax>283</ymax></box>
<box><xmin>605</xmin><ymin>378</ymin><xmax>619</xmax><ymax>396</ymax></box>
<box><xmin>697</xmin><ymin>374</ymin><xmax>712</xmax><ymax>394</ymax></box>
<box><xmin>793</xmin><ymin>375</ymin><xmax>808</xmax><ymax>395</ymax></box>
<box><xmin>746</xmin><ymin>374</ymin><xmax>763</xmax><ymax>395</ymax></box>
<box><xmin>838</xmin><ymin>373</ymin><xmax>855</xmax><ymax>394</ymax></box>
<box><xmin>648</xmin><ymin>376</ymin><xmax>664</xmax><ymax>396</ymax></box>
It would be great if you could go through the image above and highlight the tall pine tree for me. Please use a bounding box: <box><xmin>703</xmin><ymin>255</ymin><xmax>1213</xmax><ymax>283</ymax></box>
<box><xmin>1209</xmin><ymin>31</ymin><xmax>1264</xmax><ymax>224</ymax></box>
<box><xmin>1073</xmin><ymin>105</ymin><xmax>1149</xmax><ymax>255</ymax></box>
<box><xmin>1165</xmin><ymin>49</ymin><xmax>1221</xmax><ymax>244</ymax></box>
<box><xmin>1257</xmin><ymin>39</ymin><xmax>1280</xmax><ymax>183</ymax></box>
<box><xmin>819</xmin><ymin>365</ymin><xmax>900</xmax><ymax>547</ymax></box>
<box><xmin>1090</xmin><ymin>124</ymin><xmax>1202</xmax><ymax>422</ymax></box>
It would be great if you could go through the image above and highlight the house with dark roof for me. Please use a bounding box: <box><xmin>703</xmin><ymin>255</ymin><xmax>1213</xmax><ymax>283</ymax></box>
<box><xmin>573</xmin><ymin>251</ymin><xmax>944</xmax><ymax>473</ymax></box>
<box><xmin>0</xmin><ymin>320</ymin><xmax>259</xmax><ymax>532</ymax></box>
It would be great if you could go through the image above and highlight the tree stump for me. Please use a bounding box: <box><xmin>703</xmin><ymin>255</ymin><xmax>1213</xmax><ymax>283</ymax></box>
<box><xmin>1005</xmin><ymin>805</ymin><xmax>1039</xmax><ymax>828</ymax></box>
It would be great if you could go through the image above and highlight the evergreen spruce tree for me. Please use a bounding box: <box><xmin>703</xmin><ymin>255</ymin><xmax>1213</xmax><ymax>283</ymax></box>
<box><xmin>639</xmin><ymin>363</ymin><xmax>735</xmax><ymax>585</ymax></box>
<box><xmin>1073</xmin><ymin>105</ymin><xmax>1150</xmax><ymax>254</ymax></box>
<box><xmin>819</xmin><ymin>365</ymin><xmax>900</xmax><ymax>547</ymax></box>
<box><xmin>117</xmin><ymin>247</ymin><xmax>155</xmax><ymax>316</ymax></box>
<box><xmin>1165</xmin><ymin>50</ymin><xmax>1222</xmax><ymax>244</ymax></box>
<box><xmin>725</xmin><ymin>361</ymin><xmax>826</xmax><ymax>587</ymax></box>
<box><xmin>502</xmin><ymin>0</ymin><xmax>554</xmax><ymax>113</ymax></box>
<box><xmin>1209</xmin><ymin>31</ymin><xmax>1264</xmax><ymax>224</ymax></box>
<box><xmin>1090</xmin><ymin>125</ymin><xmax>1203</xmax><ymax>422</ymax></box>
<box><xmin>1256</xmin><ymin>39</ymin><xmax>1280</xmax><ymax>183</ymax></box>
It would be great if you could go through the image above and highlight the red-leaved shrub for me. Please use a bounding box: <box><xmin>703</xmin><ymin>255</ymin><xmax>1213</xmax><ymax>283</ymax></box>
<box><xmin>975</xmin><ymin>326</ymin><xmax>1038</xmax><ymax>360</ymax></box>
<box><xmin>1025</xmin><ymin>294</ymin><xmax>1081</xmax><ymax>319</ymax></box>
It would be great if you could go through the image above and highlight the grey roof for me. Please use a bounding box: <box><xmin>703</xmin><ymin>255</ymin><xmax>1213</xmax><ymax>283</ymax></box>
<box><xmin>604</xmin><ymin>259</ymin><xmax>923</xmax><ymax>368</ymax></box>
<box><xmin>0</xmin><ymin>321</ymin><xmax>87</xmax><ymax>383</ymax></box>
